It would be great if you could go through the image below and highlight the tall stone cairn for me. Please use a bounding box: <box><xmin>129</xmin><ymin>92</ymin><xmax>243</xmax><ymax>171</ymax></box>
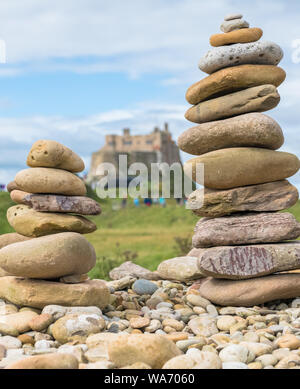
<box><xmin>0</xmin><ymin>140</ymin><xmax>110</xmax><ymax>309</ymax></box>
<box><xmin>180</xmin><ymin>14</ymin><xmax>300</xmax><ymax>307</ymax></box>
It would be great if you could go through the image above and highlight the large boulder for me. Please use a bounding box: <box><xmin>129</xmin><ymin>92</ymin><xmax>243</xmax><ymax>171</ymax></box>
<box><xmin>184</xmin><ymin>148</ymin><xmax>300</xmax><ymax>189</ymax></box>
<box><xmin>27</xmin><ymin>139</ymin><xmax>84</xmax><ymax>173</ymax></box>
<box><xmin>186</xmin><ymin>65</ymin><xmax>285</xmax><ymax>105</ymax></box>
<box><xmin>0</xmin><ymin>232</ymin><xmax>96</xmax><ymax>279</ymax></box>
<box><xmin>198</xmin><ymin>241</ymin><xmax>300</xmax><ymax>279</ymax></box>
<box><xmin>193</xmin><ymin>212</ymin><xmax>300</xmax><ymax>248</ymax></box>
<box><xmin>7</xmin><ymin>205</ymin><xmax>97</xmax><ymax>237</ymax></box>
<box><xmin>10</xmin><ymin>190</ymin><xmax>101</xmax><ymax>215</ymax></box>
<box><xmin>108</xmin><ymin>334</ymin><xmax>182</xmax><ymax>368</ymax></box>
<box><xmin>15</xmin><ymin>168</ymin><xmax>86</xmax><ymax>196</ymax></box>
<box><xmin>187</xmin><ymin>180</ymin><xmax>299</xmax><ymax>218</ymax></box>
<box><xmin>199</xmin><ymin>274</ymin><xmax>300</xmax><ymax>306</ymax></box>
<box><xmin>178</xmin><ymin>113</ymin><xmax>284</xmax><ymax>155</ymax></box>
<box><xmin>185</xmin><ymin>85</ymin><xmax>280</xmax><ymax>124</ymax></box>
<box><xmin>0</xmin><ymin>277</ymin><xmax>110</xmax><ymax>309</ymax></box>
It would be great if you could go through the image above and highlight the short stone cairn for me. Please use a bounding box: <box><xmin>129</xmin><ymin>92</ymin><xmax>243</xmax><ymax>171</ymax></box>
<box><xmin>0</xmin><ymin>139</ymin><xmax>110</xmax><ymax>309</ymax></box>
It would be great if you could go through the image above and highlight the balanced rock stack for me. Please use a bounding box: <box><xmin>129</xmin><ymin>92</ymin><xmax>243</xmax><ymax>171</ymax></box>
<box><xmin>180</xmin><ymin>14</ymin><xmax>300</xmax><ymax>307</ymax></box>
<box><xmin>0</xmin><ymin>140</ymin><xmax>110</xmax><ymax>309</ymax></box>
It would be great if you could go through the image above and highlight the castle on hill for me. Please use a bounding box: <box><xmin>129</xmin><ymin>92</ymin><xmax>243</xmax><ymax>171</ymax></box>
<box><xmin>88</xmin><ymin>123</ymin><xmax>182</xmax><ymax>183</ymax></box>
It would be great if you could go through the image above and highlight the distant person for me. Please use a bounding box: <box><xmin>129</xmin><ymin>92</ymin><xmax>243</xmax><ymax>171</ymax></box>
<box><xmin>159</xmin><ymin>197</ymin><xmax>166</xmax><ymax>208</ymax></box>
<box><xmin>153</xmin><ymin>198</ymin><xmax>159</xmax><ymax>206</ymax></box>
<box><xmin>133</xmin><ymin>198</ymin><xmax>140</xmax><ymax>207</ymax></box>
<box><xmin>144</xmin><ymin>198</ymin><xmax>152</xmax><ymax>207</ymax></box>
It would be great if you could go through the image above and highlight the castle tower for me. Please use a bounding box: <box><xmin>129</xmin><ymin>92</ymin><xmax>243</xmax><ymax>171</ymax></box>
<box><xmin>87</xmin><ymin>124</ymin><xmax>181</xmax><ymax>183</ymax></box>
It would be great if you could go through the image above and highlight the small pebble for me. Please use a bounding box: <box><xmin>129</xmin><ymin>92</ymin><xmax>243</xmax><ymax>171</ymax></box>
<box><xmin>132</xmin><ymin>280</ymin><xmax>158</xmax><ymax>296</ymax></box>
<box><xmin>108</xmin><ymin>324</ymin><xmax>119</xmax><ymax>333</ymax></box>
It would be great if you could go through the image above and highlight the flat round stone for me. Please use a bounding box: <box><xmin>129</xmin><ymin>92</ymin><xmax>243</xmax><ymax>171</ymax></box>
<box><xmin>224</xmin><ymin>13</ymin><xmax>243</xmax><ymax>21</ymax></box>
<box><xmin>198</xmin><ymin>242</ymin><xmax>300</xmax><ymax>280</ymax></box>
<box><xmin>179</xmin><ymin>113</ymin><xmax>284</xmax><ymax>155</ymax></box>
<box><xmin>15</xmin><ymin>168</ymin><xmax>87</xmax><ymax>196</ymax></box>
<box><xmin>10</xmin><ymin>190</ymin><xmax>101</xmax><ymax>215</ymax></box>
<box><xmin>199</xmin><ymin>274</ymin><xmax>300</xmax><ymax>306</ymax></box>
<box><xmin>184</xmin><ymin>148</ymin><xmax>300</xmax><ymax>190</ymax></box>
<box><xmin>198</xmin><ymin>41</ymin><xmax>283</xmax><ymax>74</ymax></box>
<box><xmin>7</xmin><ymin>205</ymin><xmax>96</xmax><ymax>237</ymax></box>
<box><xmin>185</xmin><ymin>85</ymin><xmax>280</xmax><ymax>124</ymax></box>
<box><xmin>186</xmin><ymin>65</ymin><xmax>285</xmax><ymax>105</ymax></box>
<box><xmin>210</xmin><ymin>28</ymin><xmax>263</xmax><ymax>47</ymax></box>
<box><xmin>0</xmin><ymin>276</ymin><xmax>110</xmax><ymax>309</ymax></box>
<box><xmin>187</xmin><ymin>180</ymin><xmax>299</xmax><ymax>218</ymax></box>
<box><xmin>0</xmin><ymin>232</ymin><xmax>96</xmax><ymax>279</ymax></box>
<box><xmin>221</xmin><ymin>18</ymin><xmax>249</xmax><ymax>33</ymax></box>
<box><xmin>193</xmin><ymin>212</ymin><xmax>300</xmax><ymax>248</ymax></box>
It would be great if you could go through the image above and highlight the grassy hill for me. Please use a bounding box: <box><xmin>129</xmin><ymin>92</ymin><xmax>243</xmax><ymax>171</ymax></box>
<box><xmin>0</xmin><ymin>191</ymin><xmax>198</xmax><ymax>279</ymax></box>
<box><xmin>0</xmin><ymin>192</ymin><xmax>15</xmax><ymax>234</ymax></box>
<box><xmin>1</xmin><ymin>190</ymin><xmax>300</xmax><ymax>280</ymax></box>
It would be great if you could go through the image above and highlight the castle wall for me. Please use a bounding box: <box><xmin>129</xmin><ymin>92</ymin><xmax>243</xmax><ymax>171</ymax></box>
<box><xmin>88</xmin><ymin>124</ymin><xmax>181</xmax><ymax>182</ymax></box>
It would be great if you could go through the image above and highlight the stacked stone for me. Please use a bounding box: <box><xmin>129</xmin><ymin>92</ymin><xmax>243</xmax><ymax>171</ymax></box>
<box><xmin>180</xmin><ymin>14</ymin><xmax>300</xmax><ymax>307</ymax></box>
<box><xmin>0</xmin><ymin>140</ymin><xmax>110</xmax><ymax>309</ymax></box>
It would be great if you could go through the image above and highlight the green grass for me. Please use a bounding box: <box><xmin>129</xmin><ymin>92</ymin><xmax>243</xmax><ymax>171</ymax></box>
<box><xmin>285</xmin><ymin>200</ymin><xmax>300</xmax><ymax>220</ymax></box>
<box><xmin>1</xmin><ymin>190</ymin><xmax>300</xmax><ymax>280</ymax></box>
<box><xmin>0</xmin><ymin>192</ymin><xmax>14</xmax><ymax>234</ymax></box>
<box><xmin>0</xmin><ymin>191</ymin><xmax>198</xmax><ymax>279</ymax></box>
<box><xmin>87</xmin><ymin>197</ymin><xmax>198</xmax><ymax>279</ymax></box>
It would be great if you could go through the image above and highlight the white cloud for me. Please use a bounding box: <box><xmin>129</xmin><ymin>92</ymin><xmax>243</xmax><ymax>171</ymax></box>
<box><xmin>0</xmin><ymin>100</ymin><xmax>299</xmax><ymax>191</ymax></box>
<box><xmin>0</xmin><ymin>0</ymin><xmax>300</xmax><ymax>191</ymax></box>
<box><xmin>0</xmin><ymin>102</ymin><xmax>189</xmax><ymax>184</ymax></box>
<box><xmin>0</xmin><ymin>0</ymin><xmax>299</xmax><ymax>79</ymax></box>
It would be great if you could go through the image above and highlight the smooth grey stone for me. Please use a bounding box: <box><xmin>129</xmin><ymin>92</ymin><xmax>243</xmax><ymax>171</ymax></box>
<box><xmin>221</xmin><ymin>18</ymin><xmax>249</xmax><ymax>33</ymax></box>
<box><xmin>224</xmin><ymin>13</ymin><xmax>243</xmax><ymax>21</ymax></box>
<box><xmin>198</xmin><ymin>41</ymin><xmax>283</xmax><ymax>74</ymax></box>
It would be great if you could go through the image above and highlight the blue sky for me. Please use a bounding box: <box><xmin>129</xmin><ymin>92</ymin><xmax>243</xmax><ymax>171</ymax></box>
<box><xmin>0</xmin><ymin>0</ymin><xmax>300</xmax><ymax>189</ymax></box>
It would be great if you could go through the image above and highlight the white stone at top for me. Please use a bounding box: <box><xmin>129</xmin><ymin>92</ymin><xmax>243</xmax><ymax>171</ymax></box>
<box><xmin>224</xmin><ymin>13</ymin><xmax>243</xmax><ymax>21</ymax></box>
<box><xmin>221</xmin><ymin>18</ymin><xmax>249</xmax><ymax>33</ymax></box>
